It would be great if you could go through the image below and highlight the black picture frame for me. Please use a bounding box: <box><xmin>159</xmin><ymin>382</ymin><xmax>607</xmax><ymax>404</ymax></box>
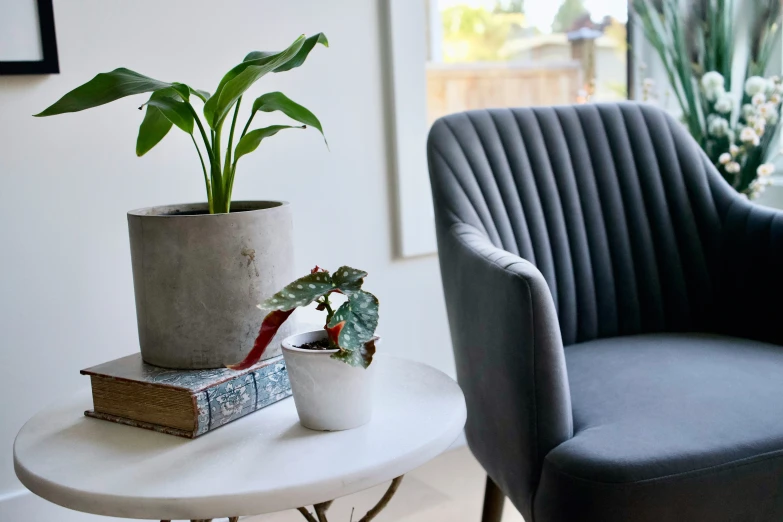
<box><xmin>0</xmin><ymin>0</ymin><xmax>59</xmax><ymax>75</ymax></box>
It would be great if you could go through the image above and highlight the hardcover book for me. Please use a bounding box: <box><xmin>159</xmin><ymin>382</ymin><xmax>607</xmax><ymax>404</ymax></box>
<box><xmin>81</xmin><ymin>353</ymin><xmax>291</xmax><ymax>438</ymax></box>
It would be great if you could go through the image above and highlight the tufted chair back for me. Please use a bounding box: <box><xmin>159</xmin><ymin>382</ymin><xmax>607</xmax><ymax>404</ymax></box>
<box><xmin>427</xmin><ymin>102</ymin><xmax>764</xmax><ymax>347</ymax></box>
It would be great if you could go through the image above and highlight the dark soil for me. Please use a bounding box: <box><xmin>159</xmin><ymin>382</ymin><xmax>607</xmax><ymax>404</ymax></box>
<box><xmin>296</xmin><ymin>339</ymin><xmax>333</xmax><ymax>351</ymax></box>
<box><xmin>164</xmin><ymin>208</ymin><xmax>255</xmax><ymax>216</ymax></box>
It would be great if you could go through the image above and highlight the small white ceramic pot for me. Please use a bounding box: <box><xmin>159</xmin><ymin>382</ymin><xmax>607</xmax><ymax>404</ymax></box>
<box><xmin>282</xmin><ymin>330</ymin><xmax>378</xmax><ymax>431</ymax></box>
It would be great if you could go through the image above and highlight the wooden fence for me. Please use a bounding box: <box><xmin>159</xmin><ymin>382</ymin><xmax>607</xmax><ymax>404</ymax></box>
<box><xmin>426</xmin><ymin>61</ymin><xmax>583</xmax><ymax>124</ymax></box>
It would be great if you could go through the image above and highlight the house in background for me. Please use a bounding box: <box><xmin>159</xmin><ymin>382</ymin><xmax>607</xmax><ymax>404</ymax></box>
<box><xmin>425</xmin><ymin>2</ymin><xmax>627</xmax><ymax>123</ymax></box>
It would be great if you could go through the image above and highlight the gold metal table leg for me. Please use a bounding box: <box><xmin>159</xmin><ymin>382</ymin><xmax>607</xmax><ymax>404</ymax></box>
<box><xmin>296</xmin><ymin>475</ymin><xmax>404</xmax><ymax>522</ymax></box>
<box><xmin>158</xmin><ymin>478</ymin><xmax>407</xmax><ymax>522</ymax></box>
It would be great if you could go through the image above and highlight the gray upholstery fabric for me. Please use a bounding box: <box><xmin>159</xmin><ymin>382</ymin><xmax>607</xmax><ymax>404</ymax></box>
<box><xmin>427</xmin><ymin>102</ymin><xmax>783</xmax><ymax>521</ymax></box>
<box><xmin>536</xmin><ymin>334</ymin><xmax>783</xmax><ymax>521</ymax></box>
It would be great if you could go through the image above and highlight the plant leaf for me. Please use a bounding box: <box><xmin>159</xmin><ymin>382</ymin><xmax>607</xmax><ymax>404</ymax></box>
<box><xmin>261</xmin><ymin>270</ymin><xmax>336</xmax><ymax>311</ymax></box>
<box><xmin>212</xmin><ymin>38</ymin><xmax>305</xmax><ymax>126</ymax></box>
<box><xmin>227</xmin><ymin>309</ymin><xmax>294</xmax><ymax>371</ymax></box>
<box><xmin>34</xmin><ymin>68</ymin><xmax>171</xmax><ymax>116</ymax></box>
<box><xmin>326</xmin><ymin>320</ymin><xmax>345</xmax><ymax>345</ymax></box>
<box><xmin>170</xmin><ymin>83</ymin><xmax>191</xmax><ymax>101</ymax></box>
<box><xmin>145</xmin><ymin>88</ymin><xmax>194</xmax><ymax>134</ymax></box>
<box><xmin>251</xmin><ymin>91</ymin><xmax>327</xmax><ymax>145</ymax></box>
<box><xmin>234</xmin><ymin>125</ymin><xmax>304</xmax><ymax>163</ymax></box>
<box><xmin>203</xmin><ymin>35</ymin><xmax>306</xmax><ymax>128</ymax></box>
<box><xmin>331</xmin><ymin>338</ymin><xmax>377</xmax><ymax>369</ymax></box>
<box><xmin>273</xmin><ymin>32</ymin><xmax>328</xmax><ymax>73</ymax></box>
<box><xmin>171</xmin><ymin>82</ymin><xmax>210</xmax><ymax>103</ymax></box>
<box><xmin>193</xmin><ymin>89</ymin><xmax>211</xmax><ymax>102</ymax></box>
<box><xmin>327</xmin><ymin>290</ymin><xmax>379</xmax><ymax>352</ymax></box>
<box><xmin>332</xmin><ymin>266</ymin><xmax>367</xmax><ymax>295</ymax></box>
<box><xmin>241</xmin><ymin>33</ymin><xmax>327</xmax><ymax>73</ymax></box>
<box><xmin>244</xmin><ymin>51</ymin><xmax>277</xmax><ymax>62</ymax></box>
<box><xmin>203</xmin><ymin>52</ymin><xmax>281</xmax><ymax>125</ymax></box>
<box><xmin>136</xmin><ymin>105</ymin><xmax>172</xmax><ymax>157</ymax></box>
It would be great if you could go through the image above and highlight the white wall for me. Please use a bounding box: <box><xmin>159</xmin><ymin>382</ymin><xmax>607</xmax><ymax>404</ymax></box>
<box><xmin>0</xmin><ymin>1</ymin><xmax>454</xmax><ymax>519</ymax></box>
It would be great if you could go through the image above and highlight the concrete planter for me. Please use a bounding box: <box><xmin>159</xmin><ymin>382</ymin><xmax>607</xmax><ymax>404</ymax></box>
<box><xmin>127</xmin><ymin>201</ymin><xmax>294</xmax><ymax>369</ymax></box>
<box><xmin>282</xmin><ymin>330</ymin><xmax>377</xmax><ymax>431</ymax></box>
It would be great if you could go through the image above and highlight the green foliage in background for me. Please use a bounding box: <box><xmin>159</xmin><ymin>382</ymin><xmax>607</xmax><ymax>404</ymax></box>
<box><xmin>552</xmin><ymin>0</ymin><xmax>589</xmax><ymax>33</ymax></box>
<box><xmin>441</xmin><ymin>5</ymin><xmax>525</xmax><ymax>62</ymax></box>
<box><xmin>633</xmin><ymin>0</ymin><xmax>783</xmax><ymax>196</ymax></box>
<box><xmin>494</xmin><ymin>0</ymin><xmax>524</xmax><ymax>14</ymax></box>
<box><xmin>35</xmin><ymin>34</ymin><xmax>328</xmax><ymax>214</ymax></box>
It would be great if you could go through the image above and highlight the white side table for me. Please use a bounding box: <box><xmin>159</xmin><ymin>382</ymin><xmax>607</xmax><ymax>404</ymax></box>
<box><xmin>14</xmin><ymin>357</ymin><xmax>466</xmax><ymax>522</ymax></box>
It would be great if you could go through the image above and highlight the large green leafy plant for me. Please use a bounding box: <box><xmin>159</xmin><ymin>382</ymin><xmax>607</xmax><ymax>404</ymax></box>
<box><xmin>229</xmin><ymin>266</ymin><xmax>379</xmax><ymax>371</ymax></box>
<box><xmin>35</xmin><ymin>33</ymin><xmax>328</xmax><ymax>213</ymax></box>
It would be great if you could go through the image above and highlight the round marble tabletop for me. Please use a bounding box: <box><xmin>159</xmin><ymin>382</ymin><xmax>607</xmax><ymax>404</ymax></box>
<box><xmin>14</xmin><ymin>356</ymin><xmax>466</xmax><ymax>520</ymax></box>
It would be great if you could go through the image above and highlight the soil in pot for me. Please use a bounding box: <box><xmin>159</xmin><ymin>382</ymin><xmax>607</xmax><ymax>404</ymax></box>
<box><xmin>160</xmin><ymin>208</ymin><xmax>259</xmax><ymax>216</ymax></box>
<box><xmin>296</xmin><ymin>339</ymin><xmax>333</xmax><ymax>351</ymax></box>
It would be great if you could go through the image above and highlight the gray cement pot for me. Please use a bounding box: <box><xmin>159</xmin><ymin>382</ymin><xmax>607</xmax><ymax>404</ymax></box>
<box><xmin>127</xmin><ymin>201</ymin><xmax>294</xmax><ymax>369</ymax></box>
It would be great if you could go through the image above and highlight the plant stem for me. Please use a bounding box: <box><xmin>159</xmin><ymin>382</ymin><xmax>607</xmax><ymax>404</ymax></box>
<box><xmin>211</xmin><ymin>167</ymin><xmax>223</xmax><ymax>213</ymax></box>
<box><xmin>185</xmin><ymin>103</ymin><xmax>220</xmax><ymax>213</ymax></box>
<box><xmin>188</xmin><ymin>105</ymin><xmax>214</xmax><ymax>162</ymax></box>
<box><xmin>190</xmin><ymin>134</ymin><xmax>212</xmax><ymax>213</ymax></box>
<box><xmin>240</xmin><ymin>112</ymin><xmax>256</xmax><ymax>141</ymax></box>
<box><xmin>320</xmin><ymin>295</ymin><xmax>335</xmax><ymax>323</ymax></box>
<box><xmin>222</xmin><ymin>98</ymin><xmax>243</xmax><ymax>214</ymax></box>
<box><xmin>224</xmin><ymin>108</ymin><xmax>261</xmax><ymax>207</ymax></box>
<box><xmin>228</xmin><ymin>161</ymin><xmax>238</xmax><ymax>202</ymax></box>
<box><xmin>212</xmin><ymin>121</ymin><xmax>226</xmax><ymax>213</ymax></box>
<box><xmin>225</xmin><ymin>162</ymin><xmax>236</xmax><ymax>206</ymax></box>
<box><xmin>213</xmin><ymin>124</ymin><xmax>222</xmax><ymax>182</ymax></box>
<box><xmin>224</xmin><ymin>98</ymin><xmax>242</xmax><ymax>184</ymax></box>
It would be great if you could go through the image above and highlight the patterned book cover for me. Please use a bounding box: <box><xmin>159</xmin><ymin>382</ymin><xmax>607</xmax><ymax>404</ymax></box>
<box><xmin>81</xmin><ymin>353</ymin><xmax>291</xmax><ymax>438</ymax></box>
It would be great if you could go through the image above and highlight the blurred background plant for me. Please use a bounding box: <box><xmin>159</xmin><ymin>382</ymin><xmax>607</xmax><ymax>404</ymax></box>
<box><xmin>633</xmin><ymin>0</ymin><xmax>783</xmax><ymax>198</ymax></box>
<box><xmin>439</xmin><ymin>1</ymin><xmax>525</xmax><ymax>62</ymax></box>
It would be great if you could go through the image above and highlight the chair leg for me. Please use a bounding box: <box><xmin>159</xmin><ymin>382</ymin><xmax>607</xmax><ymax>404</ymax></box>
<box><xmin>481</xmin><ymin>475</ymin><xmax>505</xmax><ymax>522</ymax></box>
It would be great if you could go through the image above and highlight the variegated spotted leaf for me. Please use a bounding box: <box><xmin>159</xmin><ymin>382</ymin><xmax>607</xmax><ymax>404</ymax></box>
<box><xmin>327</xmin><ymin>290</ymin><xmax>379</xmax><ymax>352</ymax></box>
<box><xmin>331</xmin><ymin>338</ymin><xmax>377</xmax><ymax>369</ymax></box>
<box><xmin>332</xmin><ymin>265</ymin><xmax>368</xmax><ymax>295</ymax></box>
<box><xmin>261</xmin><ymin>271</ymin><xmax>335</xmax><ymax>311</ymax></box>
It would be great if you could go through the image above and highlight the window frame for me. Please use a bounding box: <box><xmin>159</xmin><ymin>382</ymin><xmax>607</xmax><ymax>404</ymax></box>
<box><xmin>386</xmin><ymin>0</ymin><xmax>632</xmax><ymax>257</ymax></box>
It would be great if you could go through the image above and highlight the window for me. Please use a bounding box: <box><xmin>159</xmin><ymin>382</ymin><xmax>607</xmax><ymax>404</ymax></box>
<box><xmin>427</xmin><ymin>0</ymin><xmax>629</xmax><ymax>123</ymax></box>
<box><xmin>387</xmin><ymin>0</ymin><xmax>629</xmax><ymax>257</ymax></box>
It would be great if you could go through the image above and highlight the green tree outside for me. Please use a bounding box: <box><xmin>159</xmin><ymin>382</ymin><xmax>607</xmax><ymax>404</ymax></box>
<box><xmin>552</xmin><ymin>0</ymin><xmax>589</xmax><ymax>32</ymax></box>
<box><xmin>441</xmin><ymin>4</ymin><xmax>525</xmax><ymax>62</ymax></box>
<box><xmin>494</xmin><ymin>0</ymin><xmax>524</xmax><ymax>13</ymax></box>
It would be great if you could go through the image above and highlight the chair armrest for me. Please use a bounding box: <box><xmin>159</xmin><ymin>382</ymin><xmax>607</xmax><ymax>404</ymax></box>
<box><xmin>437</xmin><ymin>222</ymin><xmax>573</xmax><ymax>512</ymax></box>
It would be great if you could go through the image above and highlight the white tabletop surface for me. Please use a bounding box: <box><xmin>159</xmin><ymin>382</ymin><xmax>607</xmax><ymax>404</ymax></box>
<box><xmin>14</xmin><ymin>356</ymin><xmax>466</xmax><ymax>520</ymax></box>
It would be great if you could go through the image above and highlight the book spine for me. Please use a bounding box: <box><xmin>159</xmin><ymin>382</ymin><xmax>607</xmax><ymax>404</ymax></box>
<box><xmin>193</xmin><ymin>360</ymin><xmax>290</xmax><ymax>436</ymax></box>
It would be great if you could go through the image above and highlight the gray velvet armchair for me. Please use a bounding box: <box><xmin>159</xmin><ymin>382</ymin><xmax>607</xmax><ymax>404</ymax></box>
<box><xmin>427</xmin><ymin>102</ymin><xmax>783</xmax><ymax>522</ymax></box>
